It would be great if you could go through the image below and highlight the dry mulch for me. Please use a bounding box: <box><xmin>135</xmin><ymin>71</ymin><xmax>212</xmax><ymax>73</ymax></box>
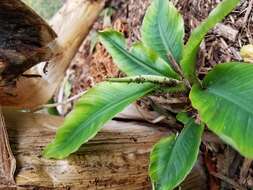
<box><xmin>55</xmin><ymin>0</ymin><xmax>253</xmax><ymax>189</ymax></box>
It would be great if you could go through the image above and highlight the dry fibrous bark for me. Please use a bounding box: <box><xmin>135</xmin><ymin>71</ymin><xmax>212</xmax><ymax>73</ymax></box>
<box><xmin>0</xmin><ymin>1</ymin><xmax>56</xmax><ymax>187</ymax></box>
<box><xmin>5</xmin><ymin>111</ymin><xmax>166</xmax><ymax>189</ymax></box>
<box><xmin>0</xmin><ymin>0</ymin><xmax>105</xmax><ymax>108</ymax></box>
<box><xmin>1</xmin><ymin>110</ymin><xmax>206</xmax><ymax>190</ymax></box>
<box><xmin>0</xmin><ymin>109</ymin><xmax>15</xmax><ymax>188</ymax></box>
<box><xmin>0</xmin><ymin>0</ymin><xmax>106</xmax><ymax>188</ymax></box>
<box><xmin>0</xmin><ymin>0</ymin><xmax>56</xmax><ymax>85</ymax></box>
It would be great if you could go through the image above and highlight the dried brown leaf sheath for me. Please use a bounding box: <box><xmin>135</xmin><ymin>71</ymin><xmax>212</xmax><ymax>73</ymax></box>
<box><xmin>0</xmin><ymin>109</ymin><xmax>15</xmax><ymax>186</ymax></box>
<box><xmin>0</xmin><ymin>0</ymin><xmax>57</xmax><ymax>85</ymax></box>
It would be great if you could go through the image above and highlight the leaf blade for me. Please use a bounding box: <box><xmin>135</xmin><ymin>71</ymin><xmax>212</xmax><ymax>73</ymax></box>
<box><xmin>44</xmin><ymin>82</ymin><xmax>157</xmax><ymax>159</ymax></box>
<box><xmin>181</xmin><ymin>0</ymin><xmax>240</xmax><ymax>82</ymax></box>
<box><xmin>149</xmin><ymin>113</ymin><xmax>204</xmax><ymax>190</ymax></box>
<box><xmin>190</xmin><ymin>62</ymin><xmax>253</xmax><ymax>158</ymax></box>
<box><xmin>99</xmin><ymin>30</ymin><xmax>178</xmax><ymax>78</ymax></box>
<box><xmin>141</xmin><ymin>0</ymin><xmax>184</xmax><ymax>63</ymax></box>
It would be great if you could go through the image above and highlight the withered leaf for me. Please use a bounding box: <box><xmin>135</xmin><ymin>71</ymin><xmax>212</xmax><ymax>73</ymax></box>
<box><xmin>0</xmin><ymin>108</ymin><xmax>15</xmax><ymax>186</ymax></box>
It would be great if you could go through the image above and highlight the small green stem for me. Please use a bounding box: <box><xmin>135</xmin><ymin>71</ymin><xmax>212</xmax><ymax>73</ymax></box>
<box><xmin>158</xmin><ymin>83</ymin><xmax>187</xmax><ymax>93</ymax></box>
<box><xmin>108</xmin><ymin>75</ymin><xmax>183</xmax><ymax>87</ymax></box>
<box><xmin>167</xmin><ymin>52</ymin><xmax>192</xmax><ymax>89</ymax></box>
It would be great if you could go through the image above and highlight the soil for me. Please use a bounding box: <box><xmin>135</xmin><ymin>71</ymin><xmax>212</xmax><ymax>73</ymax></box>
<box><xmin>55</xmin><ymin>0</ymin><xmax>253</xmax><ymax>189</ymax></box>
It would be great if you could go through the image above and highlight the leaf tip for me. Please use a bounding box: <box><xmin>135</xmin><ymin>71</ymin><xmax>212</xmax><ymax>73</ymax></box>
<box><xmin>42</xmin><ymin>142</ymin><xmax>65</xmax><ymax>160</ymax></box>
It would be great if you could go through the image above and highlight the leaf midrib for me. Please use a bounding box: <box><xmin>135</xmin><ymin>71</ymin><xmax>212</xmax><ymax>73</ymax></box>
<box><xmin>54</xmin><ymin>84</ymin><xmax>156</xmax><ymax>152</ymax></box>
<box><xmin>106</xmin><ymin>35</ymin><xmax>167</xmax><ymax>76</ymax></box>
<box><xmin>157</xmin><ymin>0</ymin><xmax>172</xmax><ymax>58</ymax></box>
<box><xmin>207</xmin><ymin>87</ymin><xmax>253</xmax><ymax>115</ymax></box>
<box><xmin>162</xmin><ymin>120</ymin><xmax>197</xmax><ymax>188</ymax></box>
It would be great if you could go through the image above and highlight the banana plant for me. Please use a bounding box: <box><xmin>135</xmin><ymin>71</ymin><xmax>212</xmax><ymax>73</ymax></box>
<box><xmin>44</xmin><ymin>0</ymin><xmax>250</xmax><ymax>189</ymax></box>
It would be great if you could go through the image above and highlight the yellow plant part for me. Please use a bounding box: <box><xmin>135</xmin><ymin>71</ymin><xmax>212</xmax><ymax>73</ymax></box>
<box><xmin>240</xmin><ymin>44</ymin><xmax>253</xmax><ymax>63</ymax></box>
